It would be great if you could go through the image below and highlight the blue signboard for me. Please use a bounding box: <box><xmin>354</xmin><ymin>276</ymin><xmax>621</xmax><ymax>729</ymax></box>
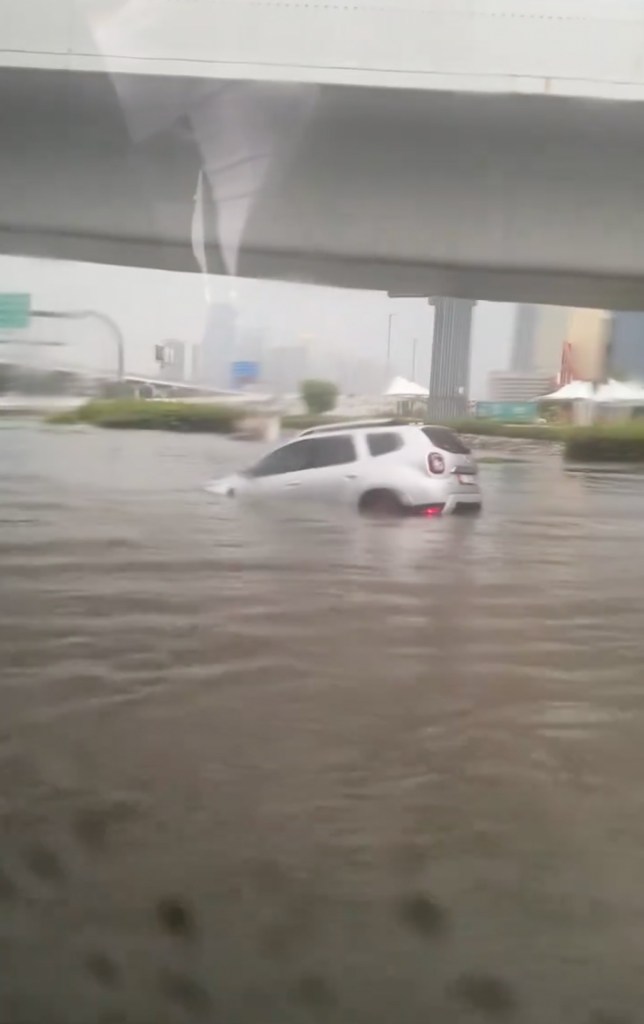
<box><xmin>231</xmin><ymin>360</ymin><xmax>260</xmax><ymax>388</ymax></box>
<box><xmin>476</xmin><ymin>401</ymin><xmax>537</xmax><ymax>423</ymax></box>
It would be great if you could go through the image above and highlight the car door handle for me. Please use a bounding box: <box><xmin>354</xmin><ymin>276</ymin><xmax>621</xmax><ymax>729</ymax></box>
<box><xmin>345</xmin><ymin>474</ymin><xmax>358</xmax><ymax>480</ymax></box>
<box><xmin>285</xmin><ymin>482</ymin><xmax>301</xmax><ymax>488</ymax></box>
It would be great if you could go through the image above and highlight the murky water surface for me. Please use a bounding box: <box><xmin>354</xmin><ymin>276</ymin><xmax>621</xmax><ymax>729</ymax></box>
<box><xmin>2</xmin><ymin>423</ymin><xmax>644</xmax><ymax>1023</ymax></box>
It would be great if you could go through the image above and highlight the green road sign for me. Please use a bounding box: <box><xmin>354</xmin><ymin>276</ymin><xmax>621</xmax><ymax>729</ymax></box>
<box><xmin>476</xmin><ymin>401</ymin><xmax>537</xmax><ymax>423</ymax></box>
<box><xmin>0</xmin><ymin>293</ymin><xmax>30</xmax><ymax>330</ymax></box>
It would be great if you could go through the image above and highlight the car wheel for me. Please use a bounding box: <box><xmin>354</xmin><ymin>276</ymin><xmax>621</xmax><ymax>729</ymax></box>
<box><xmin>359</xmin><ymin>490</ymin><xmax>405</xmax><ymax>518</ymax></box>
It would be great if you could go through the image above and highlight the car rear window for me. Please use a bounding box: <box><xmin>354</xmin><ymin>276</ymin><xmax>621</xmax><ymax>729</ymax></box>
<box><xmin>422</xmin><ymin>426</ymin><xmax>470</xmax><ymax>454</ymax></box>
<box><xmin>366</xmin><ymin>432</ymin><xmax>403</xmax><ymax>457</ymax></box>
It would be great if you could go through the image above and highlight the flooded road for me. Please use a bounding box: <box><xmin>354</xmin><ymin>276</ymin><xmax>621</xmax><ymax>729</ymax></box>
<box><xmin>2</xmin><ymin>422</ymin><xmax>644</xmax><ymax>1024</ymax></box>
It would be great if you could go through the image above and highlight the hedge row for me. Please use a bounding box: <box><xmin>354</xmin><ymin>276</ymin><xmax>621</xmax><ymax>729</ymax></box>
<box><xmin>447</xmin><ymin>419</ymin><xmax>568</xmax><ymax>441</ymax></box>
<box><xmin>564</xmin><ymin>423</ymin><xmax>644</xmax><ymax>462</ymax></box>
<box><xmin>453</xmin><ymin>419</ymin><xmax>644</xmax><ymax>461</ymax></box>
<box><xmin>49</xmin><ymin>399</ymin><xmax>246</xmax><ymax>434</ymax></box>
<box><xmin>49</xmin><ymin>403</ymin><xmax>644</xmax><ymax>461</ymax></box>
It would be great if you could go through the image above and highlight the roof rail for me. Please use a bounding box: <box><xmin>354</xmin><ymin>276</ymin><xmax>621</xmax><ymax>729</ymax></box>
<box><xmin>298</xmin><ymin>417</ymin><xmax>409</xmax><ymax>437</ymax></box>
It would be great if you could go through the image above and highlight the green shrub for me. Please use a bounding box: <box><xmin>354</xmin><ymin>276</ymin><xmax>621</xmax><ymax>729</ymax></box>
<box><xmin>48</xmin><ymin>399</ymin><xmax>246</xmax><ymax>434</ymax></box>
<box><xmin>47</xmin><ymin>409</ymin><xmax>82</xmax><ymax>425</ymax></box>
<box><xmin>447</xmin><ymin>418</ymin><xmax>568</xmax><ymax>442</ymax></box>
<box><xmin>300</xmin><ymin>379</ymin><xmax>339</xmax><ymax>415</ymax></box>
<box><xmin>564</xmin><ymin>422</ymin><xmax>644</xmax><ymax>462</ymax></box>
<box><xmin>455</xmin><ymin>418</ymin><xmax>644</xmax><ymax>460</ymax></box>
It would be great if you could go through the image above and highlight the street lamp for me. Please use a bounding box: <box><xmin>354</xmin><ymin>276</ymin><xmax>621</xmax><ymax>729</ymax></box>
<box><xmin>31</xmin><ymin>309</ymin><xmax>125</xmax><ymax>380</ymax></box>
<box><xmin>386</xmin><ymin>312</ymin><xmax>398</xmax><ymax>381</ymax></box>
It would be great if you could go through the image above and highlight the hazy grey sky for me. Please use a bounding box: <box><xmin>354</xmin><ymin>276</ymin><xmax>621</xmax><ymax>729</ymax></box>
<box><xmin>0</xmin><ymin>254</ymin><xmax>515</xmax><ymax>398</ymax></box>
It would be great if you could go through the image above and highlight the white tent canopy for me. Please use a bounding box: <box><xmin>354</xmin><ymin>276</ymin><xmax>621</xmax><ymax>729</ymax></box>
<box><xmin>539</xmin><ymin>380</ymin><xmax>591</xmax><ymax>402</ymax></box>
<box><xmin>539</xmin><ymin>379</ymin><xmax>644</xmax><ymax>405</ymax></box>
<box><xmin>384</xmin><ymin>376</ymin><xmax>429</xmax><ymax>397</ymax></box>
<box><xmin>598</xmin><ymin>380</ymin><xmax>644</xmax><ymax>403</ymax></box>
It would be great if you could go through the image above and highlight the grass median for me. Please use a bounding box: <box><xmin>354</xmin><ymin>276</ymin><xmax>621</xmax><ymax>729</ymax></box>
<box><xmin>48</xmin><ymin>399</ymin><xmax>247</xmax><ymax>434</ymax></box>
<box><xmin>447</xmin><ymin>419</ymin><xmax>568</xmax><ymax>442</ymax></box>
<box><xmin>563</xmin><ymin>421</ymin><xmax>644</xmax><ymax>462</ymax></box>
<box><xmin>452</xmin><ymin>418</ymin><xmax>644</xmax><ymax>460</ymax></box>
<box><xmin>283</xmin><ymin>416</ymin><xmax>568</xmax><ymax>441</ymax></box>
<box><xmin>47</xmin><ymin>404</ymin><xmax>644</xmax><ymax>460</ymax></box>
<box><xmin>455</xmin><ymin>419</ymin><xmax>644</xmax><ymax>461</ymax></box>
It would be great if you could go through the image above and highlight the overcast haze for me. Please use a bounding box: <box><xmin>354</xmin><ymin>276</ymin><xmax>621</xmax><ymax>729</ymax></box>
<box><xmin>0</xmin><ymin>255</ymin><xmax>514</xmax><ymax>398</ymax></box>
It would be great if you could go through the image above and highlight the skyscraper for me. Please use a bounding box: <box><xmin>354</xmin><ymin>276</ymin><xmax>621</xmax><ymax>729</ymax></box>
<box><xmin>511</xmin><ymin>305</ymin><xmax>538</xmax><ymax>372</ymax></box>
<box><xmin>608</xmin><ymin>312</ymin><xmax>644</xmax><ymax>380</ymax></box>
<box><xmin>236</xmin><ymin>326</ymin><xmax>266</xmax><ymax>368</ymax></box>
<box><xmin>509</xmin><ymin>304</ymin><xmax>601</xmax><ymax>380</ymax></box>
<box><xmin>158</xmin><ymin>340</ymin><xmax>186</xmax><ymax>383</ymax></box>
<box><xmin>264</xmin><ymin>345</ymin><xmax>309</xmax><ymax>394</ymax></box>
<box><xmin>427</xmin><ymin>298</ymin><xmax>475</xmax><ymax>420</ymax></box>
<box><xmin>532</xmin><ymin>306</ymin><xmax>569</xmax><ymax>374</ymax></box>
<box><xmin>191</xmin><ymin>344</ymin><xmax>201</xmax><ymax>383</ymax></box>
<box><xmin>200</xmin><ymin>303</ymin><xmax>238</xmax><ymax>388</ymax></box>
<box><xmin>567</xmin><ymin>308</ymin><xmax>608</xmax><ymax>382</ymax></box>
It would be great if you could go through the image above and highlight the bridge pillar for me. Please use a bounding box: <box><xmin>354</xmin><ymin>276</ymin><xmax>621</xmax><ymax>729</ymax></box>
<box><xmin>427</xmin><ymin>298</ymin><xmax>475</xmax><ymax>421</ymax></box>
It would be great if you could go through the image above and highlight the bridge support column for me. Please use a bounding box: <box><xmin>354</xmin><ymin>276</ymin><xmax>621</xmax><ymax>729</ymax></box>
<box><xmin>427</xmin><ymin>298</ymin><xmax>475</xmax><ymax>421</ymax></box>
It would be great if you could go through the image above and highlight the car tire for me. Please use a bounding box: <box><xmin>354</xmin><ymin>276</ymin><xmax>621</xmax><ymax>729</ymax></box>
<box><xmin>359</xmin><ymin>489</ymin><xmax>405</xmax><ymax>518</ymax></box>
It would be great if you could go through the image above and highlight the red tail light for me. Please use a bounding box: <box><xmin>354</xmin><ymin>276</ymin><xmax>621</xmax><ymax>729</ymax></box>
<box><xmin>428</xmin><ymin>452</ymin><xmax>445</xmax><ymax>474</ymax></box>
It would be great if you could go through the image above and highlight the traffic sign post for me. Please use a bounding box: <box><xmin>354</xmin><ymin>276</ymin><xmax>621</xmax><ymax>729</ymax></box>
<box><xmin>0</xmin><ymin>294</ymin><xmax>31</xmax><ymax>330</ymax></box>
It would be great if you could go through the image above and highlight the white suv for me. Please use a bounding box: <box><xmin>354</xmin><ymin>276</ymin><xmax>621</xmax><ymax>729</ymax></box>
<box><xmin>209</xmin><ymin>420</ymin><xmax>481</xmax><ymax>516</ymax></box>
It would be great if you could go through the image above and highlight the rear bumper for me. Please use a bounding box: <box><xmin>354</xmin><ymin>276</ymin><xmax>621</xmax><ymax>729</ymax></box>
<box><xmin>410</xmin><ymin>494</ymin><xmax>481</xmax><ymax>516</ymax></box>
<box><xmin>443</xmin><ymin>493</ymin><xmax>482</xmax><ymax>514</ymax></box>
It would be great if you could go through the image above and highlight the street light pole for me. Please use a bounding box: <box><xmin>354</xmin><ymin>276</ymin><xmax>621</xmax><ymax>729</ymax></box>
<box><xmin>31</xmin><ymin>309</ymin><xmax>125</xmax><ymax>380</ymax></box>
<box><xmin>386</xmin><ymin>313</ymin><xmax>396</xmax><ymax>381</ymax></box>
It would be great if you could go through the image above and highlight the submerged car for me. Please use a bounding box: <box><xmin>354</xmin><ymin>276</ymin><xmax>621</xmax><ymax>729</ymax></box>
<box><xmin>207</xmin><ymin>419</ymin><xmax>481</xmax><ymax>516</ymax></box>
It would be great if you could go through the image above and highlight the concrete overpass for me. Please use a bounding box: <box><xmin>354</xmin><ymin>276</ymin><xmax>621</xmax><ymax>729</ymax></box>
<box><xmin>4</xmin><ymin>1</ymin><xmax>644</xmax><ymax>308</ymax></box>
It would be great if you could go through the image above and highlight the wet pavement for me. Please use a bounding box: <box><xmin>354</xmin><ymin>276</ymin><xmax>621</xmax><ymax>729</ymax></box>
<box><xmin>2</xmin><ymin>422</ymin><xmax>644</xmax><ymax>1023</ymax></box>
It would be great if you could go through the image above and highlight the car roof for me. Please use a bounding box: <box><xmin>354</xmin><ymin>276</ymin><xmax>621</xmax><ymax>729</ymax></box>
<box><xmin>298</xmin><ymin>418</ymin><xmax>422</xmax><ymax>437</ymax></box>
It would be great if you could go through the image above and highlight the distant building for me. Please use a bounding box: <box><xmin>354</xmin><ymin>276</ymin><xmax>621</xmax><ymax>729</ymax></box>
<box><xmin>159</xmin><ymin>340</ymin><xmax>186</xmax><ymax>383</ymax></box>
<box><xmin>567</xmin><ymin>308</ymin><xmax>608</xmax><ymax>382</ymax></box>
<box><xmin>488</xmin><ymin>370</ymin><xmax>555</xmax><ymax>402</ymax></box>
<box><xmin>201</xmin><ymin>303</ymin><xmax>237</xmax><ymax>388</ymax></box>
<box><xmin>335</xmin><ymin>356</ymin><xmax>383</xmax><ymax>396</ymax></box>
<box><xmin>510</xmin><ymin>305</ymin><xmax>538</xmax><ymax>372</ymax></box>
<box><xmin>191</xmin><ymin>344</ymin><xmax>201</xmax><ymax>383</ymax></box>
<box><xmin>264</xmin><ymin>344</ymin><xmax>309</xmax><ymax>393</ymax></box>
<box><xmin>607</xmin><ymin>312</ymin><xmax>644</xmax><ymax>381</ymax></box>
<box><xmin>532</xmin><ymin>306</ymin><xmax>570</xmax><ymax>374</ymax></box>
<box><xmin>234</xmin><ymin>326</ymin><xmax>266</xmax><ymax>385</ymax></box>
<box><xmin>510</xmin><ymin>304</ymin><xmax>607</xmax><ymax>382</ymax></box>
<box><xmin>511</xmin><ymin>304</ymin><xmax>568</xmax><ymax>375</ymax></box>
<box><xmin>427</xmin><ymin>298</ymin><xmax>474</xmax><ymax>420</ymax></box>
<box><xmin>237</xmin><ymin>326</ymin><xmax>266</xmax><ymax>364</ymax></box>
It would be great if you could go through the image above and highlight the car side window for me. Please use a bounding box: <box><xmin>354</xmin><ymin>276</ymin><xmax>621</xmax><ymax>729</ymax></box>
<box><xmin>250</xmin><ymin>439</ymin><xmax>316</xmax><ymax>477</ymax></box>
<box><xmin>366</xmin><ymin>432</ymin><xmax>403</xmax><ymax>457</ymax></box>
<box><xmin>310</xmin><ymin>435</ymin><xmax>356</xmax><ymax>468</ymax></box>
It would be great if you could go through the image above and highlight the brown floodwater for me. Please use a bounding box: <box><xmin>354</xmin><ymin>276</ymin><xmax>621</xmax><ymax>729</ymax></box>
<box><xmin>2</xmin><ymin>422</ymin><xmax>644</xmax><ymax>1024</ymax></box>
